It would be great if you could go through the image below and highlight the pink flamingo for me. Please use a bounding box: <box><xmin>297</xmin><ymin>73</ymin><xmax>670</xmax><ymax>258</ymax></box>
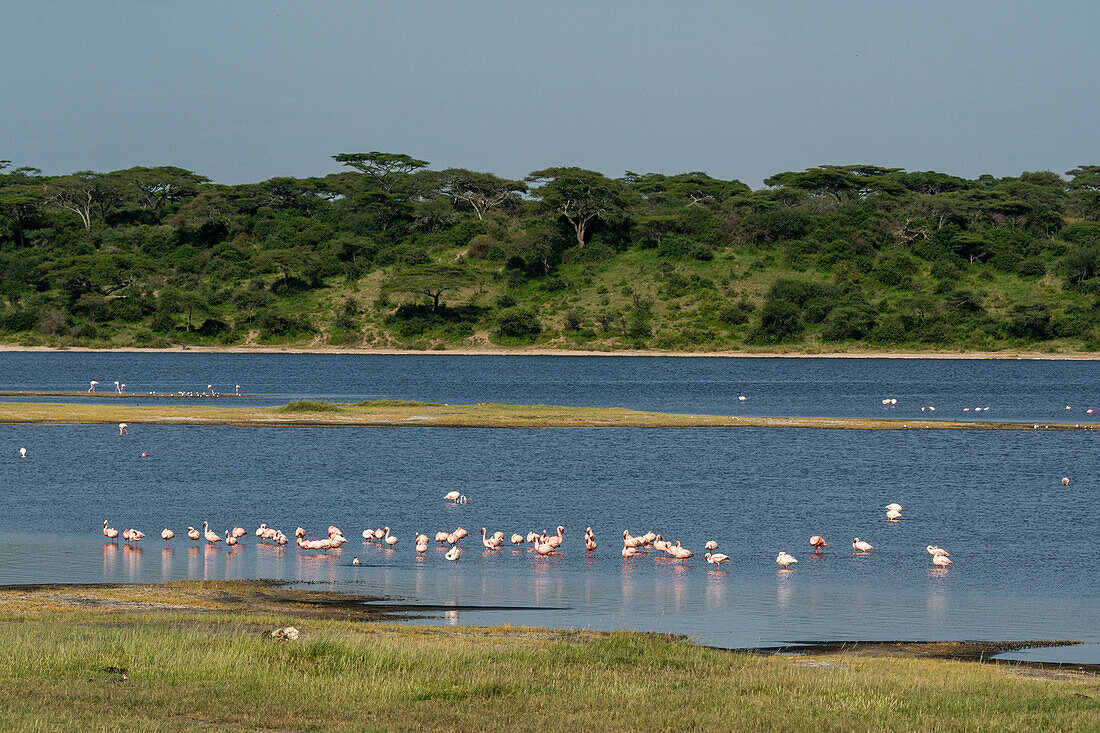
<box><xmin>510</xmin><ymin>533</ymin><xmax>524</xmax><ymax>545</ymax></box>
<box><xmin>481</xmin><ymin>527</ymin><xmax>499</xmax><ymax>550</ymax></box>
<box><xmin>932</xmin><ymin>555</ymin><xmax>953</xmax><ymax>568</ymax></box>
<box><xmin>416</xmin><ymin>537</ymin><xmax>428</xmax><ymax>553</ymax></box>
<box><xmin>534</xmin><ymin>536</ymin><xmax>555</xmax><ymax>555</ymax></box>
<box><xmin>295</xmin><ymin>527</ymin><xmax>306</xmax><ymax>539</ymax></box>
<box><xmin>776</xmin><ymin>552</ymin><xmax>798</xmax><ymax>568</ymax></box>
<box><xmin>704</xmin><ymin>540</ymin><xmax>719</xmax><ymax>551</ymax></box>
<box><xmin>547</xmin><ymin>526</ymin><xmax>564</xmax><ymax>549</ymax></box>
<box><xmin>224</xmin><ymin>531</ymin><xmax>238</xmax><ymax>547</ymax></box>
<box><xmin>161</xmin><ymin>528</ymin><xmax>174</xmax><ymax>542</ymax></box>
<box><xmin>435</xmin><ymin>531</ymin><xmax>449</xmax><ymax>546</ymax></box>
<box><xmin>585</xmin><ymin>533</ymin><xmax>597</xmax><ymax>552</ymax></box>
<box><xmin>926</xmin><ymin>545</ymin><xmax>950</xmax><ymax>557</ymax></box>
<box><xmin>705</xmin><ymin>552</ymin><xmax>730</xmax><ymax>569</ymax></box>
<box><xmin>89</xmin><ymin>381</ymin><xmax>98</xmax><ymax>393</ymax></box>
<box><xmin>103</xmin><ymin>520</ymin><xmax>119</xmax><ymax>540</ymax></box>
<box><xmin>231</xmin><ymin>527</ymin><xmax>247</xmax><ymax>539</ymax></box>
<box><xmin>187</xmin><ymin>526</ymin><xmax>200</xmax><ymax>541</ymax></box>
<box><xmin>203</xmin><ymin>522</ymin><xmax>222</xmax><ymax>544</ymax></box>
<box><xmin>363</xmin><ymin>529</ymin><xmax>376</xmax><ymax>541</ymax></box>
<box><xmin>383</xmin><ymin>527</ymin><xmax>398</xmax><ymax>547</ymax></box>
<box><xmin>809</xmin><ymin>536</ymin><xmax>827</xmax><ymax>551</ymax></box>
<box><xmin>621</xmin><ymin>544</ymin><xmax>638</xmax><ymax>562</ymax></box>
<box><xmin>853</xmin><ymin>538</ymin><xmax>873</xmax><ymax>553</ymax></box>
<box><xmin>118</xmin><ymin>423</ymin><xmax>128</xmax><ymax>436</ymax></box>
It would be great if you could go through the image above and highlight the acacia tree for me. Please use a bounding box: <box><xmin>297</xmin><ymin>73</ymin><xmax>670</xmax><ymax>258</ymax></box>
<box><xmin>437</xmin><ymin>168</ymin><xmax>527</xmax><ymax>220</ymax></box>
<box><xmin>385</xmin><ymin>262</ymin><xmax>477</xmax><ymax>311</ymax></box>
<box><xmin>44</xmin><ymin>171</ymin><xmax>121</xmax><ymax>229</ymax></box>
<box><xmin>526</xmin><ymin>167</ymin><xmax>629</xmax><ymax>249</ymax></box>
<box><xmin>331</xmin><ymin>152</ymin><xmax>429</xmax><ymax>193</ymax></box>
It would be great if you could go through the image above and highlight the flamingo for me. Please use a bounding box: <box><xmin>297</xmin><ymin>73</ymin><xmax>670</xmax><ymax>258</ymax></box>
<box><xmin>886</xmin><ymin>509</ymin><xmax>902</xmax><ymax>521</ymax></box>
<box><xmin>295</xmin><ymin>527</ymin><xmax>306</xmax><ymax>539</ymax></box>
<box><xmin>416</xmin><ymin>538</ymin><xmax>428</xmax><ymax>553</ymax></box>
<box><xmin>669</xmin><ymin>542</ymin><xmax>693</xmax><ymax>562</ymax></box>
<box><xmin>738</xmin><ymin>395</ymin><xmax>747</xmax><ymax>402</ymax></box>
<box><xmin>383</xmin><ymin>527</ymin><xmax>398</xmax><ymax>547</ymax></box>
<box><xmin>926</xmin><ymin>545</ymin><xmax>950</xmax><ymax>557</ymax></box>
<box><xmin>274</xmin><ymin>532</ymin><xmax>288</xmax><ymax>546</ymax></box>
<box><xmin>1061</xmin><ymin>477</ymin><xmax>1070</xmax><ymax>486</ymax></box>
<box><xmin>203</xmin><ymin>522</ymin><xmax>222</xmax><ymax>544</ymax></box>
<box><xmin>705</xmin><ymin>552</ymin><xmax>730</xmax><ymax>569</ymax></box>
<box><xmin>256</xmin><ymin>524</ymin><xmax>269</xmax><ymax>537</ymax></box>
<box><xmin>885</xmin><ymin>503</ymin><xmax>902</xmax><ymax>513</ymax></box>
<box><xmin>444</xmin><ymin>491</ymin><xmax>467</xmax><ymax>504</ymax></box>
<box><xmin>89</xmin><ymin>381</ymin><xmax>98</xmax><ymax>392</ymax></box>
<box><xmin>353</xmin><ymin>557</ymin><xmax>360</xmax><ymax>565</ymax></box>
<box><xmin>187</xmin><ymin>526</ymin><xmax>200</xmax><ymax>541</ymax></box>
<box><xmin>704</xmin><ymin>540</ymin><xmax>719</xmax><ymax>551</ymax></box>
<box><xmin>123</xmin><ymin>529</ymin><xmax>144</xmax><ymax>544</ymax></box>
<box><xmin>547</xmin><ymin>526</ymin><xmax>564</xmax><ymax>549</ymax></box>
<box><xmin>621</xmin><ymin>544</ymin><xmax>638</xmax><ymax>561</ymax></box>
<box><xmin>161</xmin><ymin>528</ymin><xmax>174</xmax><ymax>542</ymax></box>
<box><xmin>19</xmin><ymin>447</ymin><xmax>26</xmax><ymax>458</ymax></box>
<box><xmin>118</xmin><ymin>423</ymin><xmax>128</xmax><ymax>436</ymax></box>
<box><xmin>776</xmin><ymin>552</ymin><xmax>798</xmax><ymax>568</ymax></box>
<box><xmin>853</xmin><ymin>538</ymin><xmax>873</xmax><ymax>553</ymax></box>
<box><xmin>809</xmin><ymin>535</ymin><xmax>827</xmax><ymax>551</ymax></box>
<box><xmin>435</xmin><ymin>531</ymin><xmax>449</xmax><ymax>546</ymax></box>
<box><xmin>103</xmin><ymin>520</ymin><xmax>118</xmax><ymax>539</ymax></box>
<box><xmin>224</xmin><ymin>531</ymin><xmax>238</xmax><ymax>547</ymax></box>
<box><xmin>114</xmin><ymin>381</ymin><xmax>121</xmax><ymax>394</ymax></box>
<box><xmin>534</xmin><ymin>535</ymin><xmax>555</xmax><ymax>555</ymax></box>
<box><xmin>363</xmin><ymin>529</ymin><xmax>376</xmax><ymax>541</ymax></box>
<box><xmin>481</xmin><ymin>528</ymin><xmax>499</xmax><ymax>550</ymax></box>
<box><xmin>652</xmin><ymin>534</ymin><xmax>670</xmax><ymax>554</ymax></box>
<box><xmin>454</xmin><ymin>527</ymin><xmax>468</xmax><ymax>542</ymax></box>
<box><xmin>327</xmin><ymin>525</ymin><xmax>342</xmax><ymax>538</ymax></box>
<box><xmin>231</xmin><ymin>527</ymin><xmax>247</xmax><ymax>539</ymax></box>
<box><xmin>525</xmin><ymin>532</ymin><xmax>539</xmax><ymax>544</ymax></box>
<box><xmin>445</xmin><ymin>545</ymin><xmax>462</xmax><ymax>562</ymax></box>
<box><xmin>510</xmin><ymin>533</ymin><xmax>524</xmax><ymax>545</ymax></box>
<box><xmin>235</xmin><ymin>384</ymin><xmax>240</xmax><ymax>396</ymax></box>
<box><xmin>585</xmin><ymin>534</ymin><xmax>597</xmax><ymax>552</ymax></box>
<box><xmin>932</xmin><ymin>554</ymin><xmax>953</xmax><ymax>568</ymax></box>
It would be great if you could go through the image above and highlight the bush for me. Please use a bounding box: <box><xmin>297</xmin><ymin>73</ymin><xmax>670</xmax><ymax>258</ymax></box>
<box><xmin>1063</xmin><ymin>247</ymin><xmax>1100</xmax><ymax>285</ymax></box>
<box><xmin>564</xmin><ymin>308</ymin><xmax>585</xmax><ymax>331</ymax></box>
<box><xmin>822</xmin><ymin>305</ymin><xmax>876</xmax><ymax>341</ymax></box>
<box><xmin>874</xmin><ymin>254</ymin><xmax>917</xmax><ymax>288</ymax></box>
<box><xmin>497</xmin><ymin>307</ymin><xmax>542</xmax><ymax>339</ymax></box>
<box><xmin>750</xmin><ymin>299</ymin><xmax>804</xmax><ymax>343</ymax></box>
<box><xmin>718</xmin><ymin>299</ymin><xmax>754</xmax><ymax>325</ymax></box>
<box><xmin>1006</xmin><ymin>304</ymin><xmax>1053</xmax><ymax>340</ymax></box>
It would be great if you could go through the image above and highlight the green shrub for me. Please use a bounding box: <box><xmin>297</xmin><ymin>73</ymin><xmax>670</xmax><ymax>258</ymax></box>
<box><xmin>281</xmin><ymin>400</ymin><xmax>341</xmax><ymax>413</ymax></box>
<box><xmin>497</xmin><ymin>307</ymin><xmax>542</xmax><ymax>339</ymax></box>
<box><xmin>750</xmin><ymin>299</ymin><xmax>804</xmax><ymax>343</ymax></box>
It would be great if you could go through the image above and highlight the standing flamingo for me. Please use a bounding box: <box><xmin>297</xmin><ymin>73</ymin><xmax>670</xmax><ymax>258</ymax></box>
<box><xmin>203</xmin><ymin>521</ymin><xmax>222</xmax><ymax>544</ymax></box>
<box><xmin>103</xmin><ymin>520</ymin><xmax>119</xmax><ymax>540</ymax></box>
<box><xmin>853</xmin><ymin>538</ymin><xmax>873</xmax><ymax>553</ymax></box>
<box><xmin>932</xmin><ymin>555</ymin><xmax>953</xmax><ymax>568</ymax></box>
<box><xmin>705</xmin><ymin>552</ymin><xmax>730</xmax><ymax>569</ymax></box>
<box><xmin>161</xmin><ymin>528</ymin><xmax>174</xmax><ymax>542</ymax></box>
<box><xmin>89</xmin><ymin>381</ymin><xmax>98</xmax><ymax>393</ymax></box>
<box><xmin>776</xmin><ymin>552</ymin><xmax>798</xmax><ymax>568</ymax></box>
<box><xmin>809</xmin><ymin>536</ymin><xmax>827</xmax><ymax>551</ymax></box>
<box><xmin>19</xmin><ymin>447</ymin><xmax>26</xmax><ymax>458</ymax></box>
<box><xmin>1061</xmin><ymin>477</ymin><xmax>1070</xmax><ymax>486</ymax></box>
<box><xmin>704</xmin><ymin>540</ymin><xmax>719</xmax><ymax>551</ymax></box>
<box><xmin>445</xmin><ymin>545</ymin><xmax>462</xmax><ymax>562</ymax></box>
<box><xmin>187</xmin><ymin>526</ymin><xmax>200</xmax><ymax>541</ymax></box>
<box><xmin>621</xmin><ymin>544</ymin><xmax>638</xmax><ymax>562</ymax></box>
<box><xmin>118</xmin><ymin>423</ymin><xmax>128</xmax><ymax>436</ymax></box>
<box><xmin>224</xmin><ymin>531</ymin><xmax>238</xmax><ymax>547</ymax></box>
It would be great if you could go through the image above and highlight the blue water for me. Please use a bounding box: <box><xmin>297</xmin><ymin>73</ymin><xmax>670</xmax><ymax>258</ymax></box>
<box><xmin>1</xmin><ymin>351</ymin><xmax>1098</xmax><ymax>422</ymax></box>
<box><xmin>1</xmin><ymin>362</ymin><xmax>1097</xmax><ymax>651</ymax></box>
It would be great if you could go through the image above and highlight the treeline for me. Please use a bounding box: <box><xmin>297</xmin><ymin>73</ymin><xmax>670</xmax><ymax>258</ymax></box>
<box><xmin>1</xmin><ymin>154</ymin><xmax>1098</xmax><ymax>351</ymax></box>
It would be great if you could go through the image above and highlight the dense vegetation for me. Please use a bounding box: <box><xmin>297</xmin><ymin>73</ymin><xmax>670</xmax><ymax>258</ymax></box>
<box><xmin>2</xmin><ymin>156</ymin><xmax>1099</xmax><ymax>352</ymax></box>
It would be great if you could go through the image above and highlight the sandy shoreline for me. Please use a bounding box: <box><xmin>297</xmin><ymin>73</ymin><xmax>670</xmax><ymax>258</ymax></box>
<box><xmin>1</xmin><ymin>344</ymin><xmax>1098</xmax><ymax>360</ymax></box>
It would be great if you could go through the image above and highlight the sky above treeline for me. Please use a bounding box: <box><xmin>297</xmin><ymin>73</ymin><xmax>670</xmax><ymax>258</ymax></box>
<box><xmin>4</xmin><ymin>1</ymin><xmax>1098</xmax><ymax>187</ymax></box>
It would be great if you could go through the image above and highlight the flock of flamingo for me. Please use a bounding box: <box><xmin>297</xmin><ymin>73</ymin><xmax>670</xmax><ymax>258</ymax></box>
<box><xmin>100</xmin><ymin>493</ymin><xmax>964</xmax><ymax>573</ymax></box>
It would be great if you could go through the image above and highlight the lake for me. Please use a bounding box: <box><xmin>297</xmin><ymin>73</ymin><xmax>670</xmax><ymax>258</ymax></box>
<box><xmin>0</xmin><ymin>352</ymin><xmax>1097</xmax><ymax>652</ymax></box>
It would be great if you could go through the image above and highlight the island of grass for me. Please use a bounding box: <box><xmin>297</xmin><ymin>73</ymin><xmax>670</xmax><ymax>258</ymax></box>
<box><xmin>0</xmin><ymin>398</ymin><xmax>1096</xmax><ymax>430</ymax></box>
<box><xmin>0</xmin><ymin>581</ymin><xmax>1095</xmax><ymax>731</ymax></box>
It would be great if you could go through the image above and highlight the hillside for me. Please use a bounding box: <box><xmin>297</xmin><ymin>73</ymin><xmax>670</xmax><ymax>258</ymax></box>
<box><xmin>1</xmin><ymin>158</ymin><xmax>1098</xmax><ymax>353</ymax></box>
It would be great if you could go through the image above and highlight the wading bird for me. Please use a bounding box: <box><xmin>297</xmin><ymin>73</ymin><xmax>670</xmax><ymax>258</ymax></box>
<box><xmin>103</xmin><ymin>520</ymin><xmax>119</xmax><ymax>540</ymax></box>
<box><xmin>809</xmin><ymin>536</ymin><xmax>827</xmax><ymax>551</ymax></box>
<box><xmin>776</xmin><ymin>552</ymin><xmax>798</xmax><ymax>569</ymax></box>
<box><xmin>705</xmin><ymin>552</ymin><xmax>730</xmax><ymax>569</ymax></box>
<box><xmin>161</xmin><ymin>528</ymin><xmax>174</xmax><ymax>542</ymax></box>
<box><xmin>118</xmin><ymin>423</ymin><xmax>128</xmax><ymax>436</ymax></box>
<box><xmin>203</xmin><ymin>521</ymin><xmax>222</xmax><ymax>544</ymax></box>
<box><xmin>853</xmin><ymin>538</ymin><xmax>873</xmax><ymax>553</ymax></box>
<box><xmin>932</xmin><ymin>554</ymin><xmax>953</xmax><ymax>568</ymax></box>
<box><xmin>187</xmin><ymin>526</ymin><xmax>200</xmax><ymax>541</ymax></box>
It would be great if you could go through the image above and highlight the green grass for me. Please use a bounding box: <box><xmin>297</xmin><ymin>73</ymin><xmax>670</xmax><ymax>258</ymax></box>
<box><xmin>279</xmin><ymin>399</ymin><xmax>343</xmax><ymax>413</ymax></box>
<box><xmin>0</xmin><ymin>584</ymin><xmax>1095</xmax><ymax>732</ymax></box>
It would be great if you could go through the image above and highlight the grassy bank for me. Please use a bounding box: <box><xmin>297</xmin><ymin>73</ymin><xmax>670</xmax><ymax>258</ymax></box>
<box><xmin>0</xmin><ymin>398</ymin><xmax>1096</xmax><ymax>430</ymax></box>
<box><xmin>0</xmin><ymin>582</ymin><xmax>1095</xmax><ymax>732</ymax></box>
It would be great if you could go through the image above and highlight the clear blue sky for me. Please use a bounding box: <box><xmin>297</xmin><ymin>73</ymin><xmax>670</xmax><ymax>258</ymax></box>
<box><xmin>3</xmin><ymin>1</ymin><xmax>1098</xmax><ymax>186</ymax></box>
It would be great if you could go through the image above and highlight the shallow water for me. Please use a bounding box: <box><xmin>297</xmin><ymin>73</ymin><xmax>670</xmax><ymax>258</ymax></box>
<box><xmin>994</xmin><ymin>643</ymin><xmax>1100</xmax><ymax>665</ymax></box>
<box><xmin>1</xmin><ymin>351</ymin><xmax>1097</xmax><ymax>422</ymax></box>
<box><xmin>1</xmin><ymin>417</ymin><xmax>1097</xmax><ymax>652</ymax></box>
